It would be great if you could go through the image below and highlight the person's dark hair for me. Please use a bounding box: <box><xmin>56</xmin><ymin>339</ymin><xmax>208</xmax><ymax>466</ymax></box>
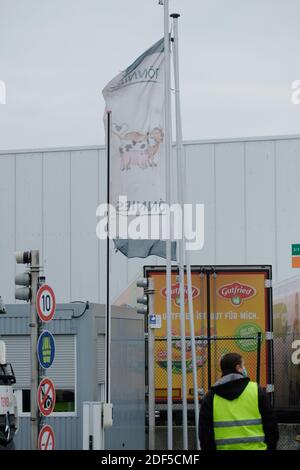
<box><xmin>220</xmin><ymin>352</ymin><xmax>243</xmax><ymax>376</ymax></box>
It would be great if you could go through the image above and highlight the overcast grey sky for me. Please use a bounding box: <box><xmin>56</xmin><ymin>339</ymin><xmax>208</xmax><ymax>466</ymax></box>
<box><xmin>0</xmin><ymin>0</ymin><xmax>300</xmax><ymax>151</ymax></box>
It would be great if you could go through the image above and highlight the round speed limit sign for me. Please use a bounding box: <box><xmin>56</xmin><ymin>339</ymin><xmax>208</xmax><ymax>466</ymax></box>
<box><xmin>36</xmin><ymin>284</ymin><xmax>56</xmax><ymax>322</ymax></box>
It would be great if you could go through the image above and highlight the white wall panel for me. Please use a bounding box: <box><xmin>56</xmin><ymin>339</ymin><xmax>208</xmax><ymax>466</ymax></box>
<box><xmin>98</xmin><ymin>148</ymin><xmax>107</xmax><ymax>303</ymax></box>
<box><xmin>185</xmin><ymin>143</ymin><xmax>215</xmax><ymax>265</ymax></box>
<box><xmin>276</xmin><ymin>139</ymin><xmax>300</xmax><ymax>282</ymax></box>
<box><xmin>110</xmin><ymin>250</ymin><xmax>129</xmax><ymax>303</ymax></box>
<box><xmin>126</xmin><ymin>255</ymin><xmax>157</xmax><ymax>287</ymax></box>
<box><xmin>245</xmin><ymin>141</ymin><xmax>276</xmax><ymax>269</ymax></box>
<box><xmin>70</xmin><ymin>149</ymin><xmax>99</xmax><ymax>301</ymax></box>
<box><xmin>15</xmin><ymin>153</ymin><xmax>43</xmax><ymax>288</ymax></box>
<box><xmin>98</xmin><ymin>146</ymin><xmax>129</xmax><ymax>303</ymax></box>
<box><xmin>215</xmin><ymin>142</ymin><xmax>245</xmax><ymax>264</ymax></box>
<box><xmin>43</xmin><ymin>151</ymin><xmax>71</xmax><ymax>302</ymax></box>
<box><xmin>0</xmin><ymin>155</ymin><xmax>15</xmax><ymax>301</ymax></box>
<box><xmin>171</xmin><ymin>145</ymin><xmax>178</xmax><ymax>204</ymax></box>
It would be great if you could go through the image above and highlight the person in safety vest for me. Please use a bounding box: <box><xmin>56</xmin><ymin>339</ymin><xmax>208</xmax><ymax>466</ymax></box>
<box><xmin>199</xmin><ymin>352</ymin><xmax>279</xmax><ymax>450</ymax></box>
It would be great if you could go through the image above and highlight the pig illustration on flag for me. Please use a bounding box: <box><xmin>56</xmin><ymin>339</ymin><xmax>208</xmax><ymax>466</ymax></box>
<box><xmin>112</xmin><ymin>123</ymin><xmax>164</xmax><ymax>171</ymax></box>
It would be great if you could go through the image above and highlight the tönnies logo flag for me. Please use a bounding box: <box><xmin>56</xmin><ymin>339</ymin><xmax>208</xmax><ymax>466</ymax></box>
<box><xmin>102</xmin><ymin>38</ymin><xmax>176</xmax><ymax>260</ymax></box>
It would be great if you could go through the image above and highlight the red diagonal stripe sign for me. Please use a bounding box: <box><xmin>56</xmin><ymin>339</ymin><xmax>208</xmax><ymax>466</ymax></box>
<box><xmin>38</xmin><ymin>377</ymin><xmax>56</xmax><ymax>417</ymax></box>
<box><xmin>38</xmin><ymin>425</ymin><xmax>55</xmax><ymax>450</ymax></box>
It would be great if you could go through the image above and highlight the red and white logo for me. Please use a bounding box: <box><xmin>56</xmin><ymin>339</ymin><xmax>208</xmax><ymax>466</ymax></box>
<box><xmin>217</xmin><ymin>282</ymin><xmax>256</xmax><ymax>306</ymax></box>
<box><xmin>161</xmin><ymin>283</ymin><xmax>200</xmax><ymax>306</ymax></box>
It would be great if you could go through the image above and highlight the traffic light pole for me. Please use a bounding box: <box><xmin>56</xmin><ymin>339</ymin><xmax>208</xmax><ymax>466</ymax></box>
<box><xmin>29</xmin><ymin>250</ymin><xmax>40</xmax><ymax>450</ymax></box>
<box><xmin>147</xmin><ymin>279</ymin><xmax>155</xmax><ymax>450</ymax></box>
<box><xmin>136</xmin><ymin>277</ymin><xmax>156</xmax><ymax>449</ymax></box>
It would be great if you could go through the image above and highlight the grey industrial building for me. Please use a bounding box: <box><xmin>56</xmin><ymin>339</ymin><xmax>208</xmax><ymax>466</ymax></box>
<box><xmin>1</xmin><ymin>135</ymin><xmax>300</xmax><ymax>308</ymax></box>
<box><xmin>1</xmin><ymin>135</ymin><xmax>300</xmax><ymax>449</ymax></box>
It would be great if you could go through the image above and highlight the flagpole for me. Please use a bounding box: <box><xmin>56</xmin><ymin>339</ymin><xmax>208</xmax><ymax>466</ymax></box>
<box><xmin>171</xmin><ymin>13</ymin><xmax>200</xmax><ymax>450</ymax></box>
<box><xmin>186</xmin><ymin>260</ymin><xmax>200</xmax><ymax>449</ymax></box>
<box><xmin>163</xmin><ymin>0</ymin><xmax>173</xmax><ymax>451</ymax></box>
<box><xmin>171</xmin><ymin>12</ymin><xmax>188</xmax><ymax>450</ymax></box>
<box><xmin>105</xmin><ymin>110</ymin><xmax>112</xmax><ymax>407</ymax></box>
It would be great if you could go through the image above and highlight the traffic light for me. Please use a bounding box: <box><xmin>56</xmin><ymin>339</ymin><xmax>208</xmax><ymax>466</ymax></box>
<box><xmin>15</xmin><ymin>251</ymin><xmax>31</xmax><ymax>264</ymax></box>
<box><xmin>136</xmin><ymin>278</ymin><xmax>149</xmax><ymax>314</ymax></box>
<box><xmin>15</xmin><ymin>251</ymin><xmax>32</xmax><ymax>302</ymax></box>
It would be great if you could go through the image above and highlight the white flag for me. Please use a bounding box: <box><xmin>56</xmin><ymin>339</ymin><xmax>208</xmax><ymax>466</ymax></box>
<box><xmin>102</xmin><ymin>38</ymin><xmax>166</xmax><ymax>213</ymax></box>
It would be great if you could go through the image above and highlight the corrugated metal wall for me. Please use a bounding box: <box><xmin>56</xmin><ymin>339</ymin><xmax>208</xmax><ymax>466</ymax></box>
<box><xmin>0</xmin><ymin>304</ymin><xmax>84</xmax><ymax>450</ymax></box>
<box><xmin>2</xmin><ymin>334</ymin><xmax>75</xmax><ymax>389</ymax></box>
<box><xmin>1</xmin><ymin>303</ymin><xmax>144</xmax><ymax>450</ymax></box>
<box><xmin>14</xmin><ymin>416</ymin><xmax>79</xmax><ymax>451</ymax></box>
<box><xmin>1</xmin><ymin>135</ymin><xmax>300</xmax><ymax>304</ymax></box>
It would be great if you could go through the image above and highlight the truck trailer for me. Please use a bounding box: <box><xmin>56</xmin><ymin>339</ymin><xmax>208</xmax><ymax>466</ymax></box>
<box><xmin>143</xmin><ymin>265</ymin><xmax>273</xmax><ymax>419</ymax></box>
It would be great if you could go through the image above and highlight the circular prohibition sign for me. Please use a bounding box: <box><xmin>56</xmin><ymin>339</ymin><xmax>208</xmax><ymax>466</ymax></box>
<box><xmin>38</xmin><ymin>377</ymin><xmax>56</xmax><ymax>417</ymax></box>
<box><xmin>38</xmin><ymin>425</ymin><xmax>55</xmax><ymax>450</ymax></box>
<box><xmin>36</xmin><ymin>284</ymin><xmax>56</xmax><ymax>322</ymax></box>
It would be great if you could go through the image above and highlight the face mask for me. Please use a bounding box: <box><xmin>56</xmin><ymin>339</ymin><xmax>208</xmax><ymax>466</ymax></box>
<box><xmin>242</xmin><ymin>366</ymin><xmax>248</xmax><ymax>377</ymax></box>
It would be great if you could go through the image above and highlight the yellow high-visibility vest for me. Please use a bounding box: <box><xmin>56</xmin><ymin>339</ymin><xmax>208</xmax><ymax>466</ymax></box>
<box><xmin>213</xmin><ymin>381</ymin><xmax>267</xmax><ymax>450</ymax></box>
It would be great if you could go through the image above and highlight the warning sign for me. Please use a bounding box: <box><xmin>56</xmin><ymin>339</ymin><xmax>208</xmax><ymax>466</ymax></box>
<box><xmin>37</xmin><ymin>378</ymin><xmax>56</xmax><ymax>417</ymax></box>
<box><xmin>38</xmin><ymin>425</ymin><xmax>55</xmax><ymax>450</ymax></box>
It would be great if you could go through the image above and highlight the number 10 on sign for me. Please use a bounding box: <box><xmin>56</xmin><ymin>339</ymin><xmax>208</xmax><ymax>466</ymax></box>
<box><xmin>36</xmin><ymin>285</ymin><xmax>56</xmax><ymax>322</ymax></box>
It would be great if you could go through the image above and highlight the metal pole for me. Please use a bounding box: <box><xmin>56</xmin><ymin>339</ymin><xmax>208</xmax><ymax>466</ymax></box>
<box><xmin>267</xmin><ymin>268</ymin><xmax>274</xmax><ymax>406</ymax></box>
<box><xmin>256</xmin><ymin>332</ymin><xmax>262</xmax><ymax>385</ymax></box>
<box><xmin>200</xmin><ymin>271</ymin><xmax>205</xmax><ymax>392</ymax></box>
<box><xmin>163</xmin><ymin>0</ymin><xmax>173</xmax><ymax>450</ymax></box>
<box><xmin>171</xmin><ymin>12</ymin><xmax>188</xmax><ymax>450</ymax></box>
<box><xmin>177</xmin><ymin>263</ymin><xmax>188</xmax><ymax>448</ymax></box>
<box><xmin>105</xmin><ymin>110</ymin><xmax>112</xmax><ymax>405</ymax></box>
<box><xmin>30</xmin><ymin>249</ymin><xmax>40</xmax><ymax>450</ymax></box>
<box><xmin>186</xmin><ymin>260</ymin><xmax>200</xmax><ymax>449</ymax></box>
<box><xmin>206</xmin><ymin>270</ymin><xmax>212</xmax><ymax>390</ymax></box>
<box><xmin>212</xmin><ymin>271</ymin><xmax>218</xmax><ymax>383</ymax></box>
<box><xmin>148</xmin><ymin>278</ymin><xmax>155</xmax><ymax>450</ymax></box>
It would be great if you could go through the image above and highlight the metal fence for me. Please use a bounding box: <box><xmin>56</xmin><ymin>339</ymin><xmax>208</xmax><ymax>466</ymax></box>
<box><xmin>277</xmin><ymin>424</ymin><xmax>300</xmax><ymax>450</ymax></box>
<box><xmin>271</xmin><ymin>332</ymin><xmax>300</xmax><ymax>449</ymax></box>
<box><xmin>149</xmin><ymin>334</ymin><xmax>262</xmax><ymax>426</ymax></box>
<box><xmin>146</xmin><ymin>332</ymin><xmax>300</xmax><ymax>449</ymax></box>
<box><xmin>273</xmin><ymin>333</ymin><xmax>300</xmax><ymax>409</ymax></box>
